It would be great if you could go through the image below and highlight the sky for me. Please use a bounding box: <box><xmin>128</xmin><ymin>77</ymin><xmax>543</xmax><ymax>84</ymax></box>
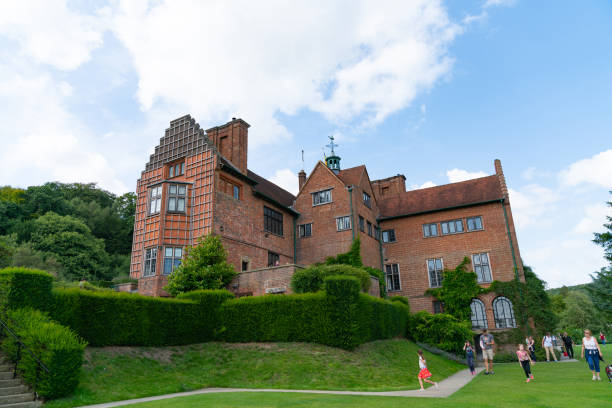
<box><xmin>0</xmin><ymin>0</ymin><xmax>610</xmax><ymax>288</ymax></box>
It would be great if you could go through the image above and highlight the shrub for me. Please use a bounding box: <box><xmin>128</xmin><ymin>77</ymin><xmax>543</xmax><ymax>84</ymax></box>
<box><xmin>291</xmin><ymin>264</ymin><xmax>371</xmax><ymax>294</ymax></box>
<box><xmin>364</xmin><ymin>266</ymin><xmax>386</xmax><ymax>298</ymax></box>
<box><xmin>177</xmin><ymin>289</ymin><xmax>234</xmax><ymax>336</ymax></box>
<box><xmin>1</xmin><ymin>308</ymin><xmax>86</xmax><ymax>399</ymax></box>
<box><xmin>0</xmin><ymin>267</ymin><xmax>53</xmax><ymax>311</ymax></box>
<box><xmin>409</xmin><ymin>311</ymin><xmax>473</xmax><ymax>354</ymax></box>
<box><xmin>493</xmin><ymin>352</ymin><xmax>516</xmax><ymax>363</ymax></box>
<box><xmin>49</xmin><ymin>288</ymin><xmax>223</xmax><ymax>346</ymax></box>
<box><xmin>389</xmin><ymin>295</ymin><xmax>410</xmax><ymax>309</ymax></box>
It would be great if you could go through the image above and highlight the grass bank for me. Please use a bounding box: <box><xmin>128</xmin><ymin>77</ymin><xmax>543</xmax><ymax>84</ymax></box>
<box><xmin>44</xmin><ymin>339</ymin><xmax>463</xmax><ymax>407</ymax></box>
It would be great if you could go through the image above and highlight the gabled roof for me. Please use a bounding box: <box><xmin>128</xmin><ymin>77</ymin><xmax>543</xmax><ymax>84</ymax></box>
<box><xmin>378</xmin><ymin>175</ymin><xmax>503</xmax><ymax>219</ymax></box>
<box><xmin>247</xmin><ymin>170</ymin><xmax>296</xmax><ymax>209</ymax></box>
<box><xmin>337</xmin><ymin>165</ymin><xmax>365</xmax><ymax>187</ymax></box>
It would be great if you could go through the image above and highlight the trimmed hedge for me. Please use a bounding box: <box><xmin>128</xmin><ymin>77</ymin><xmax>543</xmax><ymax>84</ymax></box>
<box><xmin>177</xmin><ymin>289</ymin><xmax>234</xmax><ymax>337</ymax></box>
<box><xmin>291</xmin><ymin>264</ymin><xmax>371</xmax><ymax>294</ymax></box>
<box><xmin>221</xmin><ymin>276</ymin><xmax>409</xmax><ymax>350</ymax></box>
<box><xmin>49</xmin><ymin>288</ymin><xmax>226</xmax><ymax>346</ymax></box>
<box><xmin>1</xmin><ymin>308</ymin><xmax>86</xmax><ymax>399</ymax></box>
<box><xmin>408</xmin><ymin>311</ymin><xmax>473</xmax><ymax>354</ymax></box>
<box><xmin>0</xmin><ymin>267</ymin><xmax>53</xmax><ymax>311</ymax></box>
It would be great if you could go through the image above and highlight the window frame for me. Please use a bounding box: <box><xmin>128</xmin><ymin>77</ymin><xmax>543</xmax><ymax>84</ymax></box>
<box><xmin>263</xmin><ymin>206</ymin><xmax>284</xmax><ymax>236</ymax></box>
<box><xmin>163</xmin><ymin>246</ymin><xmax>183</xmax><ymax>275</ymax></box>
<box><xmin>472</xmin><ymin>252</ymin><xmax>493</xmax><ymax>283</ymax></box>
<box><xmin>233</xmin><ymin>185</ymin><xmax>240</xmax><ymax>200</ymax></box>
<box><xmin>363</xmin><ymin>192</ymin><xmax>371</xmax><ymax>208</ymax></box>
<box><xmin>423</xmin><ymin>223</ymin><xmax>438</xmax><ymax>237</ymax></box>
<box><xmin>148</xmin><ymin>185</ymin><xmax>162</xmax><ymax>215</ymax></box>
<box><xmin>367</xmin><ymin>221</ymin><xmax>372</xmax><ymax>237</ymax></box>
<box><xmin>427</xmin><ymin>258</ymin><xmax>444</xmax><ymax>288</ymax></box>
<box><xmin>311</xmin><ymin>188</ymin><xmax>333</xmax><ymax>206</ymax></box>
<box><xmin>493</xmin><ymin>296</ymin><xmax>517</xmax><ymax>328</ymax></box>
<box><xmin>440</xmin><ymin>219</ymin><xmax>464</xmax><ymax>235</ymax></box>
<box><xmin>359</xmin><ymin>215</ymin><xmax>365</xmax><ymax>232</ymax></box>
<box><xmin>298</xmin><ymin>223</ymin><xmax>312</xmax><ymax>238</ymax></box>
<box><xmin>167</xmin><ymin>183</ymin><xmax>187</xmax><ymax>213</ymax></box>
<box><xmin>433</xmin><ymin>300</ymin><xmax>445</xmax><ymax>314</ymax></box>
<box><xmin>466</xmin><ymin>216</ymin><xmax>484</xmax><ymax>231</ymax></box>
<box><xmin>336</xmin><ymin>215</ymin><xmax>351</xmax><ymax>231</ymax></box>
<box><xmin>382</xmin><ymin>229</ymin><xmax>396</xmax><ymax>243</ymax></box>
<box><xmin>143</xmin><ymin>247</ymin><xmax>158</xmax><ymax>277</ymax></box>
<box><xmin>168</xmin><ymin>160</ymin><xmax>185</xmax><ymax>179</ymax></box>
<box><xmin>470</xmin><ymin>298</ymin><xmax>488</xmax><ymax>329</ymax></box>
<box><xmin>267</xmin><ymin>251</ymin><xmax>280</xmax><ymax>267</ymax></box>
<box><xmin>385</xmin><ymin>263</ymin><xmax>401</xmax><ymax>292</ymax></box>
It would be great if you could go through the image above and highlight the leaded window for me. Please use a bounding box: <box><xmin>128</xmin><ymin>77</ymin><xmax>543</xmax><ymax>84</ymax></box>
<box><xmin>433</xmin><ymin>301</ymin><xmax>444</xmax><ymax>314</ymax></box>
<box><xmin>467</xmin><ymin>216</ymin><xmax>483</xmax><ymax>231</ymax></box>
<box><xmin>363</xmin><ymin>192</ymin><xmax>371</xmax><ymax>208</ymax></box>
<box><xmin>163</xmin><ymin>247</ymin><xmax>182</xmax><ymax>275</ymax></box>
<box><xmin>264</xmin><ymin>206</ymin><xmax>283</xmax><ymax>236</ymax></box>
<box><xmin>149</xmin><ymin>186</ymin><xmax>162</xmax><ymax>215</ymax></box>
<box><xmin>382</xmin><ymin>229</ymin><xmax>396</xmax><ymax>243</ymax></box>
<box><xmin>367</xmin><ymin>221</ymin><xmax>372</xmax><ymax>236</ymax></box>
<box><xmin>336</xmin><ymin>216</ymin><xmax>351</xmax><ymax>231</ymax></box>
<box><xmin>493</xmin><ymin>296</ymin><xmax>516</xmax><ymax>328</ymax></box>
<box><xmin>299</xmin><ymin>223</ymin><xmax>312</xmax><ymax>238</ymax></box>
<box><xmin>423</xmin><ymin>223</ymin><xmax>438</xmax><ymax>237</ymax></box>
<box><xmin>473</xmin><ymin>252</ymin><xmax>492</xmax><ymax>282</ymax></box>
<box><xmin>385</xmin><ymin>264</ymin><xmax>401</xmax><ymax>291</ymax></box>
<box><xmin>167</xmin><ymin>184</ymin><xmax>186</xmax><ymax>212</ymax></box>
<box><xmin>312</xmin><ymin>189</ymin><xmax>332</xmax><ymax>206</ymax></box>
<box><xmin>470</xmin><ymin>299</ymin><xmax>488</xmax><ymax>329</ymax></box>
<box><xmin>441</xmin><ymin>219</ymin><xmax>464</xmax><ymax>235</ymax></box>
<box><xmin>359</xmin><ymin>216</ymin><xmax>365</xmax><ymax>232</ymax></box>
<box><xmin>268</xmin><ymin>251</ymin><xmax>280</xmax><ymax>267</ymax></box>
<box><xmin>143</xmin><ymin>248</ymin><xmax>157</xmax><ymax>277</ymax></box>
<box><xmin>427</xmin><ymin>258</ymin><xmax>444</xmax><ymax>288</ymax></box>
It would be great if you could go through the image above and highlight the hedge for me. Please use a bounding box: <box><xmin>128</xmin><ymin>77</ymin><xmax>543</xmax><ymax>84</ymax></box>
<box><xmin>49</xmin><ymin>288</ymin><xmax>227</xmax><ymax>346</ymax></box>
<box><xmin>221</xmin><ymin>275</ymin><xmax>409</xmax><ymax>350</ymax></box>
<box><xmin>1</xmin><ymin>308</ymin><xmax>86</xmax><ymax>399</ymax></box>
<box><xmin>408</xmin><ymin>311</ymin><xmax>473</xmax><ymax>354</ymax></box>
<box><xmin>0</xmin><ymin>267</ymin><xmax>53</xmax><ymax>311</ymax></box>
<box><xmin>291</xmin><ymin>264</ymin><xmax>371</xmax><ymax>294</ymax></box>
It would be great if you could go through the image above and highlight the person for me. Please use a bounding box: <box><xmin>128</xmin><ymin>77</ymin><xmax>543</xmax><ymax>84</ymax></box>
<box><xmin>562</xmin><ymin>332</ymin><xmax>574</xmax><ymax>359</ymax></box>
<box><xmin>582</xmin><ymin>329</ymin><xmax>604</xmax><ymax>381</ymax></box>
<box><xmin>541</xmin><ymin>332</ymin><xmax>558</xmax><ymax>362</ymax></box>
<box><xmin>526</xmin><ymin>335</ymin><xmax>537</xmax><ymax>361</ymax></box>
<box><xmin>516</xmin><ymin>343</ymin><xmax>535</xmax><ymax>382</ymax></box>
<box><xmin>417</xmin><ymin>350</ymin><xmax>439</xmax><ymax>391</ymax></box>
<box><xmin>463</xmin><ymin>341</ymin><xmax>476</xmax><ymax>375</ymax></box>
<box><xmin>600</xmin><ymin>332</ymin><xmax>606</xmax><ymax>346</ymax></box>
<box><xmin>480</xmin><ymin>329</ymin><xmax>495</xmax><ymax>375</ymax></box>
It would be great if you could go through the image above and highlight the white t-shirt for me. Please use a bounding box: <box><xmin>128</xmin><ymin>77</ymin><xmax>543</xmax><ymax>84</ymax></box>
<box><xmin>419</xmin><ymin>356</ymin><xmax>427</xmax><ymax>369</ymax></box>
<box><xmin>543</xmin><ymin>336</ymin><xmax>553</xmax><ymax>347</ymax></box>
<box><xmin>583</xmin><ymin>336</ymin><xmax>597</xmax><ymax>350</ymax></box>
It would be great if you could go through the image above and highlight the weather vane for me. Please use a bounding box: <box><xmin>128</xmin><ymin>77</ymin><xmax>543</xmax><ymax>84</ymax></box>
<box><xmin>326</xmin><ymin>135</ymin><xmax>338</xmax><ymax>156</ymax></box>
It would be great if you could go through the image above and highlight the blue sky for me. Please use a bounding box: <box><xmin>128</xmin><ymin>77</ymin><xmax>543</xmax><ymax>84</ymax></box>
<box><xmin>0</xmin><ymin>0</ymin><xmax>610</xmax><ymax>287</ymax></box>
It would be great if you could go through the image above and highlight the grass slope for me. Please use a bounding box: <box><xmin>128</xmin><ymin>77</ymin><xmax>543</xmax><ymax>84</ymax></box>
<box><xmin>44</xmin><ymin>339</ymin><xmax>463</xmax><ymax>408</ymax></box>
<box><xmin>114</xmin><ymin>344</ymin><xmax>612</xmax><ymax>408</ymax></box>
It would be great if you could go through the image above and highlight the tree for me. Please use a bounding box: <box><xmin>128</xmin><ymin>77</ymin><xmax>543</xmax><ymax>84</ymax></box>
<box><xmin>593</xmin><ymin>191</ymin><xmax>612</xmax><ymax>264</ymax></box>
<box><xmin>557</xmin><ymin>291</ymin><xmax>606</xmax><ymax>333</ymax></box>
<box><xmin>587</xmin><ymin>267</ymin><xmax>612</xmax><ymax>319</ymax></box>
<box><xmin>164</xmin><ymin>235</ymin><xmax>237</xmax><ymax>296</ymax></box>
<box><xmin>426</xmin><ymin>257</ymin><xmax>483</xmax><ymax>322</ymax></box>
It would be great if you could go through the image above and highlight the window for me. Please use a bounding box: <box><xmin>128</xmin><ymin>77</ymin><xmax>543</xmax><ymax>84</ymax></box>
<box><xmin>382</xmin><ymin>229</ymin><xmax>396</xmax><ymax>243</ymax></box>
<box><xmin>367</xmin><ymin>221</ymin><xmax>372</xmax><ymax>236</ymax></box>
<box><xmin>472</xmin><ymin>253</ymin><xmax>492</xmax><ymax>283</ymax></box>
<box><xmin>467</xmin><ymin>216</ymin><xmax>483</xmax><ymax>231</ymax></box>
<box><xmin>385</xmin><ymin>264</ymin><xmax>401</xmax><ymax>291</ymax></box>
<box><xmin>264</xmin><ymin>206</ymin><xmax>283</xmax><ymax>236</ymax></box>
<box><xmin>143</xmin><ymin>248</ymin><xmax>157</xmax><ymax>277</ymax></box>
<box><xmin>427</xmin><ymin>258</ymin><xmax>444</xmax><ymax>287</ymax></box>
<box><xmin>268</xmin><ymin>251</ymin><xmax>280</xmax><ymax>267</ymax></box>
<box><xmin>493</xmin><ymin>296</ymin><xmax>516</xmax><ymax>328</ymax></box>
<box><xmin>299</xmin><ymin>223</ymin><xmax>312</xmax><ymax>238</ymax></box>
<box><xmin>168</xmin><ymin>161</ymin><xmax>184</xmax><ymax>178</ymax></box>
<box><xmin>359</xmin><ymin>216</ymin><xmax>365</xmax><ymax>232</ymax></box>
<box><xmin>241</xmin><ymin>260</ymin><xmax>249</xmax><ymax>271</ymax></box>
<box><xmin>163</xmin><ymin>247</ymin><xmax>182</xmax><ymax>275</ymax></box>
<box><xmin>374</xmin><ymin>226</ymin><xmax>380</xmax><ymax>240</ymax></box>
<box><xmin>433</xmin><ymin>301</ymin><xmax>444</xmax><ymax>314</ymax></box>
<box><xmin>470</xmin><ymin>299</ymin><xmax>488</xmax><ymax>329</ymax></box>
<box><xmin>381</xmin><ymin>186</ymin><xmax>389</xmax><ymax>196</ymax></box>
<box><xmin>363</xmin><ymin>192</ymin><xmax>371</xmax><ymax>208</ymax></box>
<box><xmin>336</xmin><ymin>216</ymin><xmax>351</xmax><ymax>231</ymax></box>
<box><xmin>149</xmin><ymin>186</ymin><xmax>162</xmax><ymax>215</ymax></box>
<box><xmin>169</xmin><ymin>166</ymin><xmax>174</xmax><ymax>178</ymax></box>
<box><xmin>423</xmin><ymin>223</ymin><xmax>438</xmax><ymax>237</ymax></box>
<box><xmin>312</xmin><ymin>189</ymin><xmax>332</xmax><ymax>206</ymax></box>
<box><xmin>167</xmin><ymin>184</ymin><xmax>186</xmax><ymax>212</ymax></box>
<box><xmin>441</xmin><ymin>219</ymin><xmax>464</xmax><ymax>235</ymax></box>
<box><xmin>233</xmin><ymin>185</ymin><xmax>240</xmax><ymax>200</ymax></box>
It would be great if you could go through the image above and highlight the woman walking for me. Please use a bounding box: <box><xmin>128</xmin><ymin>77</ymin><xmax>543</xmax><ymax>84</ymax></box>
<box><xmin>516</xmin><ymin>344</ymin><xmax>535</xmax><ymax>382</ymax></box>
<box><xmin>526</xmin><ymin>335</ymin><xmax>537</xmax><ymax>361</ymax></box>
<box><xmin>542</xmin><ymin>332</ymin><xmax>558</xmax><ymax>362</ymax></box>
<box><xmin>464</xmin><ymin>341</ymin><xmax>476</xmax><ymax>375</ymax></box>
<box><xmin>417</xmin><ymin>350</ymin><xmax>439</xmax><ymax>391</ymax></box>
<box><xmin>581</xmin><ymin>329</ymin><xmax>604</xmax><ymax>380</ymax></box>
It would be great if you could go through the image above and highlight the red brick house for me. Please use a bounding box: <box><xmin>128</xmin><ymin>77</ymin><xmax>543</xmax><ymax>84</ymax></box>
<box><xmin>130</xmin><ymin>115</ymin><xmax>524</xmax><ymax>330</ymax></box>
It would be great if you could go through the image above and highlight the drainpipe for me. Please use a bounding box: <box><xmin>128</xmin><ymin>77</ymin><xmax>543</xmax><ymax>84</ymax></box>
<box><xmin>348</xmin><ymin>186</ymin><xmax>355</xmax><ymax>240</ymax></box>
<box><xmin>293</xmin><ymin>217</ymin><xmax>297</xmax><ymax>264</ymax></box>
<box><xmin>377</xmin><ymin>220</ymin><xmax>386</xmax><ymax>296</ymax></box>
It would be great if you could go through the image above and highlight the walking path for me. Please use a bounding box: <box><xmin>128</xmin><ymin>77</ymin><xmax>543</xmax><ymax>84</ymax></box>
<box><xmin>78</xmin><ymin>367</ymin><xmax>484</xmax><ymax>407</ymax></box>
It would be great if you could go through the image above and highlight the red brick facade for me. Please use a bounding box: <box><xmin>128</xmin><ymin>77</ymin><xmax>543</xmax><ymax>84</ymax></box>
<box><xmin>130</xmin><ymin>115</ymin><xmax>524</xmax><ymax>330</ymax></box>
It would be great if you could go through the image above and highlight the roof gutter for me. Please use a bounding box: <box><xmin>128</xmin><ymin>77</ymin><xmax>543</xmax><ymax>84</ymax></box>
<box><xmin>377</xmin><ymin>199</ymin><xmax>502</xmax><ymax>222</ymax></box>
<box><xmin>253</xmin><ymin>190</ymin><xmax>300</xmax><ymax>217</ymax></box>
<box><xmin>348</xmin><ymin>185</ymin><xmax>355</xmax><ymax>240</ymax></box>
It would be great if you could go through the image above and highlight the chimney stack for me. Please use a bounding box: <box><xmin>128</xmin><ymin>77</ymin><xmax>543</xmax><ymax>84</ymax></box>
<box><xmin>298</xmin><ymin>170</ymin><xmax>307</xmax><ymax>191</ymax></box>
<box><xmin>494</xmin><ymin>159</ymin><xmax>509</xmax><ymax>199</ymax></box>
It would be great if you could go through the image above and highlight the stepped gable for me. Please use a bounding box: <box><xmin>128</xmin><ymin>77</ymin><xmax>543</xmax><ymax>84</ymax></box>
<box><xmin>378</xmin><ymin>175</ymin><xmax>503</xmax><ymax>219</ymax></box>
<box><xmin>247</xmin><ymin>170</ymin><xmax>296</xmax><ymax>208</ymax></box>
<box><xmin>336</xmin><ymin>165</ymin><xmax>365</xmax><ymax>186</ymax></box>
<box><xmin>145</xmin><ymin>114</ymin><xmax>210</xmax><ymax>171</ymax></box>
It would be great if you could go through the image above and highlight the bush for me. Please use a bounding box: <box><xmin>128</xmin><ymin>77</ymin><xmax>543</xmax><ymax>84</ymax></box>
<box><xmin>1</xmin><ymin>308</ymin><xmax>86</xmax><ymax>399</ymax></box>
<box><xmin>177</xmin><ymin>289</ymin><xmax>234</xmax><ymax>336</ymax></box>
<box><xmin>493</xmin><ymin>352</ymin><xmax>516</xmax><ymax>363</ymax></box>
<box><xmin>291</xmin><ymin>264</ymin><xmax>371</xmax><ymax>294</ymax></box>
<box><xmin>49</xmin><ymin>288</ymin><xmax>224</xmax><ymax>346</ymax></box>
<box><xmin>221</xmin><ymin>276</ymin><xmax>409</xmax><ymax>350</ymax></box>
<box><xmin>389</xmin><ymin>296</ymin><xmax>410</xmax><ymax>310</ymax></box>
<box><xmin>408</xmin><ymin>311</ymin><xmax>473</xmax><ymax>354</ymax></box>
<box><xmin>0</xmin><ymin>267</ymin><xmax>53</xmax><ymax>311</ymax></box>
<box><xmin>364</xmin><ymin>266</ymin><xmax>386</xmax><ymax>298</ymax></box>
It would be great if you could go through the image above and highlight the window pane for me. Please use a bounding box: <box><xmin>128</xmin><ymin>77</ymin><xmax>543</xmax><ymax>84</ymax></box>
<box><xmin>481</xmin><ymin>253</ymin><xmax>489</xmax><ymax>264</ymax></box>
<box><xmin>441</xmin><ymin>223</ymin><xmax>448</xmax><ymax>234</ymax></box>
<box><xmin>431</xmin><ymin>224</ymin><xmax>438</xmax><ymax>236</ymax></box>
<box><xmin>178</xmin><ymin>185</ymin><xmax>186</xmax><ymax>195</ymax></box>
<box><xmin>170</xmin><ymin>185</ymin><xmax>177</xmax><ymax>194</ymax></box>
<box><xmin>165</xmin><ymin>247</ymin><xmax>173</xmax><ymax>257</ymax></box>
<box><xmin>180</xmin><ymin>163</ymin><xmax>184</xmax><ymax>174</ymax></box>
<box><xmin>175</xmin><ymin>164</ymin><xmax>180</xmax><ymax>175</ymax></box>
<box><xmin>435</xmin><ymin>259</ymin><xmax>442</xmax><ymax>269</ymax></box>
<box><xmin>174</xmin><ymin>259</ymin><xmax>181</xmax><ymax>268</ymax></box>
<box><xmin>475</xmin><ymin>217</ymin><xmax>483</xmax><ymax>229</ymax></box>
<box><xmin>456</xmin><ymin>220</ymin><xmax>463</xmax><ymax>232</ymax></box>
<box><xmin>233</xmin><ymin>185</ymin><xmax>239</xmax><ymax>199</ymax></box>
<box><xmin>169</xmin><ymin>167</ymin><xmax>174</xmax><ymax>178</ymax></box>
<box><xmin>150</xmin><ymin>200</ymin><xmax>156</xmax><ymax>214</ymax></box>
<box><xmin>449</xmin><ymin>222</ymin><xmax>456</xmax><ymax>233</ymax></box>
<box><xmin>175</xmin><ymin>248</ymin><xmax>182</xmax><ymax>257</ymax></box>
<box><xmin>164</xmin><ymin>259</ymin><xmax>173</xmax><ymax>274</ymax></box>
<box><xmin>467</xmin><ymin>218</ymin><xmax>474</xmax><ymax>230</ymax></box>
<box><xmin>177</xmin><ymin>198</ymin><xmax>185</xmax><ymax>211</ymax></box>
<box><xmin>427</xmin><ymin>260</ymin><xmax>434</xmax><ymax>271</ymax></box>
<box><xmin>168</xmin><ymin>197</ymin><xmax>176</xmax><ymax>211</ymax></box>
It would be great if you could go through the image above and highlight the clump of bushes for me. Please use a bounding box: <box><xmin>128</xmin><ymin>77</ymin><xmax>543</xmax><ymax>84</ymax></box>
<box><xmin>0</xmin><ymin>267</ymin><xmax>53</xmax><ymax>311</ymax></box>
<box><xmin>408</xmin><ymin>311</ymin><xmax>472</xmax><ymax>354</ymax></box>
<box><xmin>1</xmin><ymin>308</ymin><xmax>86</xmax><ymax>399</ymax></box>
<box><xmin>291</xmin><ymin>264</ymin><xmax>371</xmax><ymax>294</ymax></box>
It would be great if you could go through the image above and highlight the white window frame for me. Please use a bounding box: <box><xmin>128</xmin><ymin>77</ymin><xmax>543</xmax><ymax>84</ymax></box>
<box><xmin>312</xmin><ymin>188</ymin><xmax>333</xmax><ymax>206</ymax></box>
<box><xmin>336</xmin><ymin>215</ymin><xmax>351</xmax><ymax>231</ymax></box>
<box><xmin>426</xmin><ymin>258</ymin><xmax>444</xmax><ymax>288</ymax></box>
<box><xmin>143</xmin><ymin>247</ymin><xmax>157</xmax><ymax>277</ymax></box>
<box><xmin>163</xmin><ymin>247</ymin><xmax>183</xmax><ymax>275</ymax></box>
<box><xmin>472</xmin><ymin>252</ymin><xmax>493</xmax><ymax>283</ymax></box>
<box><xmin>167</xmin><ymin>184</ymin><xmax>187</xmax><ymax>213</ymax></box>
<box><xmin>467</xmin><ymin>216</ymin><xmax>484</xmax><ymax>231</ymax></box>
<box><xmin>440</xmin><ymin>219</ymin><xmax>464</xmax><ymax>235</ymax></box>
<box><xmin>385</xmin><ymin>263</ymin><xmax>401</xmax><ymax>292</ymax></box>
<box><xmin>423</xmin><ymin>223</ymin><xmax>438</xmax><ymax>237</ymax></box>
<box><xmin>149</xmin><ymin>185</ymin><xmax>162</xmax><ymax>215</ymax></box>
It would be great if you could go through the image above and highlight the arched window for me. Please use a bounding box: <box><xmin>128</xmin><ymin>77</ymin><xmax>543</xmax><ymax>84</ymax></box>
<box><xmin>493</xmin><ymin>297</ymin><xmax>516</xmax><ymax>328</ymax></box>
<box><xmin>470</xmin><ymin>299</ymin><xmax>488</xmax><ymax>329</ymax></box>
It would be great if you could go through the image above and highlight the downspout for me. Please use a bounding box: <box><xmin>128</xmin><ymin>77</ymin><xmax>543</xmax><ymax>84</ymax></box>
<box><xmin>348</xmin><ymin>186</ymin><xmax>355</xmax><ymax>240</ymax></box>
<box><xmin>377</xmin><ymin>220</ymin><xmax>386</xmax><ymax>296</ymax></box>
<box><xmin>293</xmin><ymin>217</ymin><xmax>297</xmax><ymax>264</ymax></box>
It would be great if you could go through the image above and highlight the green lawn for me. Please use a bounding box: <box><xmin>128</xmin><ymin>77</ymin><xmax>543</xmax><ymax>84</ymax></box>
<box><xmin>44</xmin><ymin>339</ymin><xmax>463</xmax><ymax>407</ymax></box>
<box><xmin>114</xmin><ymin>345</ymin><xmax>612</xmax><ymax>408</ymax></box>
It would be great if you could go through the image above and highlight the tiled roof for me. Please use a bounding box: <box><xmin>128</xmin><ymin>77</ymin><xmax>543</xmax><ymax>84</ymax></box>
<box><xmin>337</xmin><ymin>165</ymin><xmax>365</xmax><ymax>186</ymax></box>
<box><xmin>247</xmin><ymin>170</ymin><xmax>296</xmax><ymax>209</ymax></box>
<box><xmin>378</xmin><ymin>175</ymin><xmax>503</xmax><ymax>219</ymax></box>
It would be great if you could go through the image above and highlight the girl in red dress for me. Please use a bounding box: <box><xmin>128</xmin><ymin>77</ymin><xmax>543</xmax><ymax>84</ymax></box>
<box><xmin>417</xmin><ymin>350</ymin><xmax>439</xmax><ymax>391</ymax></box>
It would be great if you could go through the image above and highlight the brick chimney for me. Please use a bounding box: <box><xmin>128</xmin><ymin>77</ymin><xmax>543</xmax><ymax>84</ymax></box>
<box><xmin>298</xmin><ymin>170</ymin><xmax>307</xmax><ymax>191</ymax></box>
<box><xmin>206</xmin><ymin>118</ymin><xmax>250</xmax><ymax>174</ymax></box>
<box><xmin>494</xmin><ymin>159</ymin><xmax>509</xmax><ymax>199</ymax></box>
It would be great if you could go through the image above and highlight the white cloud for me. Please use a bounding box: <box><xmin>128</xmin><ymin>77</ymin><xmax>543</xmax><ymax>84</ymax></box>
<box><xmin>508</xmin><ymin>185</ymin><xmax>560</xmax><ymax>229</ymax></box>
<box><xmin>0</xmin><ymin>0</ymin><xmax>106</xmax><ymax>70</ymax></box>
<box><xmin>573</xmin><ymin>203</ymin><xmax>611</xmax><ymax>235</ymax></box>
<box><xmin>521</xmin><ymin>167</ymin><xmax>536</xmax><ymax>181</ymax></box>
<box><xmin>559</xmin><ymin>149</ymin><xmax>612</xmax><ymax>188</ymax></box>
<box><xmin>446</xmin><ymin>168</ymin><xmax>488</xmax><ymax>183</ymax></box>
<box><xmin>484</xmin><ymin>0</ymin><xmax>517</xmax><ymax>8</ymax></box>
<box><xmin>409</xmin><ymin>181</ymin><xmax>437</xmax><ymax>190</ymax></box>
<box><xmin>111</xmin><ymin>0</ymin><xmax>461</xmax><ymax>146</ymax></box>
<box><xmin>269</xmin><ymin>169</ymin><xmax>298</xmax><ymax>195</ymax></box>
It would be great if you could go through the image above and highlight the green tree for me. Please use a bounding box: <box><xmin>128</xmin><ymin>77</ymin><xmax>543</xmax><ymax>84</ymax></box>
<box><xmin>587</xmin><ymin>267</ymin><xmax>612</xmax><ymax>319</ymax></box>
<box><xmin>10</xmin><ymin>242</ymin><xmax>64</xmax><ymax>277</ymax></box>
<box><xmin>164</xmin><ymin>235</ymin><xmax>237</xmax><ymax>296</ymax></box>
<box><xmin>593</xmin><ymin>191</ymin><xmax>612</xmax><ymax>264</ymax></box>
<box><xmin>557</xmin><ymin>291</ymin><xmax>606</xmax><ymax>332</ymax></box>
<box><xmin>426</xmin><ymin>257</ymin><xmax>483</xmax><ymax>321</ymax></box>
<box><xmin>29</xmin><ymin>212</ymin><xmax>110</xmax><ymax>281</ymax></box>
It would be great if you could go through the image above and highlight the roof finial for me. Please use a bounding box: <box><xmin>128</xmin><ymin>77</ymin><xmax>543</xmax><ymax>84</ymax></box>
<box><xmin>326</xmin><ymin>135</ymin><xmax>338</xmax><ymax>156</ymax></box>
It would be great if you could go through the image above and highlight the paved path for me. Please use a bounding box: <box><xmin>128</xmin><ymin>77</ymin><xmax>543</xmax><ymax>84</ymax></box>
<box><xmin>78</xmin><ymin>367</ymin><xmax>484</xmax><ymax>407</ymax></box>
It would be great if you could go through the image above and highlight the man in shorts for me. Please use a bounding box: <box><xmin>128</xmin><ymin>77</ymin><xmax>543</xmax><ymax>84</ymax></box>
<box><xmin>480</xmin><ymin>329</ymin><xmax>495</xmax><ymax>375</ymax></box>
